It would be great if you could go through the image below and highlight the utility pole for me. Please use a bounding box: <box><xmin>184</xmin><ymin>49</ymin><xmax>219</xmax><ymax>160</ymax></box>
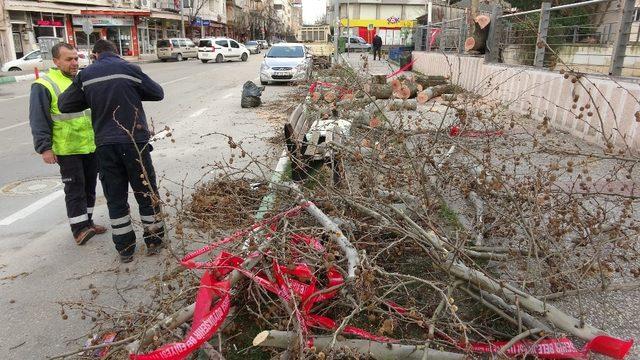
<box><xmin>180</xmin><ymin>0</ymin><xmax>186</xmax><ymax>38</ymax></box>
<box><xmin>333</xmin><ymin>0</ymin><xmax>339</xmax><ymax>63</ymax></box>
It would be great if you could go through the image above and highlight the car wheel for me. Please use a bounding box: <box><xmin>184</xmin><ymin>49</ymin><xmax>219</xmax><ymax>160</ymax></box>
<box><xmin>176</xmin><ymin>53</ymin><xmax>183</xmax><ymax>62</ymax></box>
<box><xmin>241</xmin><ymin>53</ymin><xmax>248</xmax><ymax>62</ymax></box>
<box><xmin>215</xmin><ymin>54</ymin><xmax>223</xmax><ymax>63</ymax></box>
<box><xmin>201</xmin><ymin>59</ymin><xmax>209</xmax><ymax>63</ymax></box>
<box><xmin>8</xmin><ymin>67</ymin><xmax>21</xmax><ymax>71</ymax></box>
<box><xmin>160</xmin><ymin>59</ymin><xmax>167</xmax><ymax>62</ymax></box>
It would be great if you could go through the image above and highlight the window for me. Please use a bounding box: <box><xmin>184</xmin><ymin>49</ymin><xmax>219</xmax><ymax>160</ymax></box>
<box><xmin>157</xmin><ymin>39</ymin><xmax>171</xmax><ymax>47</ymax></box>
<box><xmin>230</xmin><ymin>40</ymin><xmax>239</xmax><ymax>48</ymax></box>
<box><xmin>216</xmin><ymin>40</ymin><xmax>228</xmax><ymax>47</ymax></box>
<box><xmin>186</xmin><ymin>40</ymin><xmax>195</xmax><ymax>47</ymax></box>
<box><xmin>266</xmin><ymin>46</ymin><xmax>304</xmax><ymax>58</ymax></box>
<box><xmin>171</xmin><ymin>39</ymin><xmax>179</xmax><ymax>46</ymax></box>
<box><xmin>24</xmin><ymin>51</ymin><xmax>41</xmax><ymax>60</ymax></box>
<box><xmin>349</xmin><ymin>38</ymin><xmax>358</xmax><ymax>43</ymax></box>
<box><xmin>634</xmin><ymin>7</ymin><xmax>640</xmax><ymax>22</ymax></box>
<box><xmin>199</xmin><ymin>39</ymin><xmax>212</xmax><ymax>47</ymax></box>
<box><xmin>178</xmin><ymin>39</ymin><xmax>187</xmax><ymax>47</ymax></box>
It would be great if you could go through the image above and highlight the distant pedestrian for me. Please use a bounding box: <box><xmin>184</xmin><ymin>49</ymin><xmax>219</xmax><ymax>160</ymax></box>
<box><xmin>58</xmin><ymin>39</ymin><xmax>165</xmax><ymax>263</ymax></box>
<box><xmin>373</xmin><ymin>34</ymin><xmax>383</xmax><ymax>60</ymax></box>
<box><xmin>29</xmin><ymin>42</ymin><xmax>107</xmax><ymax>245</ymax></box>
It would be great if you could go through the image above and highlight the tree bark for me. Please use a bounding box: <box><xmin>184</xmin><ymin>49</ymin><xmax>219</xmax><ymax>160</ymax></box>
<box><xmin>253</xmin><ymin>330</ymin><xmax>466</xmax><ymax>360</ymax></box>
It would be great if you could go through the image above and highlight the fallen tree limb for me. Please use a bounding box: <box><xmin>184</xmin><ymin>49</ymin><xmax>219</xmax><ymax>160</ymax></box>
<box><xmin>387</xmin><ymin>205</ymin><xmax>611</xmax><ymax>341</ymax></box>
<box><xmin>253</xmin><ymin>330</ymin><xmax>466</xmax><ymax>360</ymax></box>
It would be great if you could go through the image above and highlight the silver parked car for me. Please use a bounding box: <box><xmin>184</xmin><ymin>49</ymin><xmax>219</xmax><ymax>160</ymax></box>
<box><xmin>245</xmin><ymin>40</ymin><xmax>261</xmax><ymax>54</ymax></box>
<box><xmin>259</xmin><ymin>43</ymin><xmax>312</xmax><ymax>85</ymax></box>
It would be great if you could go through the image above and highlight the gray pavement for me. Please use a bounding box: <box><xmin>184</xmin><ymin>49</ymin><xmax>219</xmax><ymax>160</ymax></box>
<box><xmin>0</xmin><ymin>54</ymin><xmax>294</xmax><ymax>359</ymax></box>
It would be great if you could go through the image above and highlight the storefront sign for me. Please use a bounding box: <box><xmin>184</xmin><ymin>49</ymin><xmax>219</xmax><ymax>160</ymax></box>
<box><xmin>72</xmin><ymin>15</ymin><xmax>134</xmax><ymax>27</ymax></box>
<box><xmin>37</xmin><ymin>19</ymin><xmax>63</xmax><ymax>26</ymax></box>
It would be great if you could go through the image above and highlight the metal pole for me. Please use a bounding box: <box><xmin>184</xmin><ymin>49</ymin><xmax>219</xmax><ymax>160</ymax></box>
<box><xmin>333</xmin><ymin>0</ymin><xmax>339</xmax><ymax>63</ymax></box>
<box><xmin>180</xmin><ymin>0</ymin><xmax>186</xmax><ymax>38</ymax></box>
<box><xmin>609</xmin><ymin>0</ymin><xmax>634</xmax><ymax>76</ymax></box>
<box><xmin>484</xmin><ymin>4</ymin><xmax>501</xmax><ymax>62</ymax></box>
<box><xmin>533</xmin><ymin>2</ymin><xmax>550</xmax><ymax>68</ymax></box>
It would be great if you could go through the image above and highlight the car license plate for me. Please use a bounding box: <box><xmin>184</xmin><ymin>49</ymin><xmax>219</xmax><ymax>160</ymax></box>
<box><xmin>274</xmin><ymin>71</ymin><xmax>288</xmax><ymax>76</ymax></box>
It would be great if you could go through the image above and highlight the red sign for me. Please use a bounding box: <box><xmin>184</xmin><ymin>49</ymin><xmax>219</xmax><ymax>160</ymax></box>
<box><xmin>37</xmin><ymin>19</ymin><xmax>63</xmax><ymax>26</ymax></box>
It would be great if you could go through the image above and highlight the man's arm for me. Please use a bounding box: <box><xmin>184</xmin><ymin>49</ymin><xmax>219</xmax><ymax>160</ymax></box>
<box><xmin>58</xmin><ymin>75</ymin><xmax>89</xmax><ymax>113</ymax></box>
<box><xmin>131</xmin><ymin>64</ymin><xmax>164</xmax><ymax>101</ymax></box>
<box><xmin>29</xmin><ymin>83</ymin><xmax>56</xmax><ymax>163</ymax></box>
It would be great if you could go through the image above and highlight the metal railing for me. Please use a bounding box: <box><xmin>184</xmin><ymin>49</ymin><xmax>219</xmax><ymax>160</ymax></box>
<box><xmin>415</xmin><ymin>0</ymin><xmax>640</xmax><ymax>78</ymax></box>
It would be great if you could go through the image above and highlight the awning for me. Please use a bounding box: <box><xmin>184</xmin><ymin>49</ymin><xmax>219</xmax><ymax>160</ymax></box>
<box><xmin>5</xmin><ymin>1</ymin><xmax>150</xmax><ymax>16</ymax></box>
<box><xmin>149</xmin><ymin>11</ymin><xmax>182</xmax><ymax>21</ymax></box>
<box><xmin>81</xmin><ymin>9</ymin><xmax>150</xmax><ymax>16</ymax></box>
<box><xmin>5</xmin><ymin>0</ymin><xmax>81</xmax><ymax>15</ymax></box>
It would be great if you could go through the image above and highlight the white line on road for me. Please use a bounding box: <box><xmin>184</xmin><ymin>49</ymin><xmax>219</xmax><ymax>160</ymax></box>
<box><xmin>0</xmin><ymin>94</ymin><xmax>30</xmax><ymax>102</ymax></box>
<box><xmin>189</xmin><ymin>108</ymin><xmax>208</xmax><ymax>118</ymax></box>
<box><xmin>0</xmin><ymin>190</ymin><xmax>64</xmax><ymax>226</ymax></box>
<box><xmin>161</xmin><ymin>76</ymin><xmax>191</xmax><ymax>86</ymax></box>
<box><xmin>0</xmin><ymin>121</ymin><xmax>28</xmax><ymax>133</ymax></box>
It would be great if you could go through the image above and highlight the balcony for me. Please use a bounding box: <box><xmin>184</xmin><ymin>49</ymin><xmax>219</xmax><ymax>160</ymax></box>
<box><xmin>151</xmin><ymin>0</ymin><xmax>180</xmax><ymax>12</ymax></box>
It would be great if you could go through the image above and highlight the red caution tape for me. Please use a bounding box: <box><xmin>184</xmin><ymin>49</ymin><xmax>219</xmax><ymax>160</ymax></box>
<box><xmin>309</xmin><ymin>81</ymin><xmax>352</xmax><ymax>95</ymax></box>
<box><xmin>466</xmin><ymin>335</ymin><xmax>633</xmax><ymax>359</ymax></box>
<box><xmin>449</xmin><ymin>125</ymin><xmax>504</xmax><ymax>138</ymax></box>
<box><xmin>386</xmin><ymin>59</ymin><xmax>417</xmax><ymax>79</ymax></box>
<box><xmin>129</xmin><ymin>276</ymin><xmax>231</xmax><ymax>360</ymax></box>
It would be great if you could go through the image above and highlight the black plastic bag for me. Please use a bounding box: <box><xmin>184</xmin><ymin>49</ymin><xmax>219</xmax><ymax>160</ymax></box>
<box><xmin>241</xmin><ymin>81</ymin><xmax>265</xmax><ymax>108</ymax></box>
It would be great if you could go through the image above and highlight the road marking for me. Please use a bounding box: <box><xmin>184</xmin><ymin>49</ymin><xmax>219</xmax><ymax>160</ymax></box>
<box><xmin>161</xmin><ymin>76</ymin><xmax>191</xmax><ymax>86</ymax></box>
<box><xmin>189</xmin><ymin>107</ymin><xmax>208</xmax><ymax>118</ymax></box>
<box><xmin>0</xmin><ymin>121</ymin><xmax>28</xmax><ymax>133</ymax></box>
<box><xmin>0</xmin><ymin>94</ymin><xmax>30</xmax><ymax>102</ymax></box>
<box><xmin>0</xmin><ymin>190</ymin><xmax>64</xmax><ymax>226</ymax></box>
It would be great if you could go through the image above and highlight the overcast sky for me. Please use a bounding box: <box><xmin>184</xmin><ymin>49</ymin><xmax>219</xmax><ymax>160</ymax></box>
<box><xmin>302</xmin><ymin>0</ymin><xmax>327</xmax><ymax>25</ymax></box>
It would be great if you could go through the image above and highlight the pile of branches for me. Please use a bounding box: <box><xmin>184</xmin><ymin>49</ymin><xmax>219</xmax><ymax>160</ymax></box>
<box><xmin>58</xmin><ymin>61</ymin><xmax>639</xmax><ymax>360</ymax></box>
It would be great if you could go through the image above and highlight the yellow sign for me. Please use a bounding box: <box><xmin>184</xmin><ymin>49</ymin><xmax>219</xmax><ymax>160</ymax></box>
<box><xmin>340</xmin><ymin>18</ymin><xmax>415</xmax><ymax>29</ymax></box>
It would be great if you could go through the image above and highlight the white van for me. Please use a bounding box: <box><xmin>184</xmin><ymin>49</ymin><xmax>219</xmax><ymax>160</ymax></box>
<box><xmin>197</xmin><ymin>37</ymin><xmax>250</xmax><ymax>63</ymax></box>
<box><xmin>156</xmin><ymin>38</ymin><xmax>198</xmax><ymax>61</ymax></box>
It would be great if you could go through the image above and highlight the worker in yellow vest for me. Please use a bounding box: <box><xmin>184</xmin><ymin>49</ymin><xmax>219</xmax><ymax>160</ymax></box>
<box><xmin>29</xmin><ymin>43</ymin><xmax>107</xmax><ymax>245</ymax></box>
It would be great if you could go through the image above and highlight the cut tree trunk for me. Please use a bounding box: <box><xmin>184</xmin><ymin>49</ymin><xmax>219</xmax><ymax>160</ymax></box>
<box><xmin>253</xmin><ymin>330</ymin><xmax>466</xmax><ymax>360</ymax></box>
<box><xmin>465</xmin><ymin>15</ymin><xmax>491</xmax><ymax>53</ymax></box>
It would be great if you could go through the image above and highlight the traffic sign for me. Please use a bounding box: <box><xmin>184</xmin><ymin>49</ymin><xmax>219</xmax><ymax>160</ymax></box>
<box><xmin>82</xmin><ymin>21</ymin><xmax>93</xmax><ymax>35</ymax></box>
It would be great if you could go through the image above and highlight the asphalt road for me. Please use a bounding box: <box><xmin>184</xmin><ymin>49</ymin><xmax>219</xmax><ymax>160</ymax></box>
<box><xmin>0</xmin><ymin>53</ymin><xmax>294</xmax><ymax>359</ymax></box>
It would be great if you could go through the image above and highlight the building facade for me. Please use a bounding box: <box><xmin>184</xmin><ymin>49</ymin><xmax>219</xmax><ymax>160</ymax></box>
<box><xmin>0</xmin><ymin>0</ymin><xmax>228</xmax><ymax>66</ymax></box>
<box><xmin>332</xmin><ymin>0</ymin><xmax>428</xmax><ymax>45</ymax></box>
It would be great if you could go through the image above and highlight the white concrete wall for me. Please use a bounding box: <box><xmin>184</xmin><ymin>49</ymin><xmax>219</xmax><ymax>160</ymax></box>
<box><xmin>412</xmin><ymin>51</ymin><xmax>640</xmax><ymax>152</ymax></box>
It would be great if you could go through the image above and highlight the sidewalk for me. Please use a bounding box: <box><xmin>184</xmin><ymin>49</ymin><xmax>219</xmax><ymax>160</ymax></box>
<box><xmin>341</xmin><ymin>52</ymin><xmax>399</xmax><ymax>78</ymax></box>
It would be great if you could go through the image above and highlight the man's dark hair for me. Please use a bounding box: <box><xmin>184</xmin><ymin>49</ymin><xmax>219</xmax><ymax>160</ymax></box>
<box><xmin>92</xmin><ymin>39</ymin><xmax>118</xmax><ymax>55</ymax></box>
<box><xmin>51</xmin><ymin>42</ymin><xmax>75</xmax><ymax>59</ymax></box>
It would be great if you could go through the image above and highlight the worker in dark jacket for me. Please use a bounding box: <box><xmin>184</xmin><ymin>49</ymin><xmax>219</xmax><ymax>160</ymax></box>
<box><xmin>29</xmin><ymin>42</ymin><xmax>107</xmax><ymax>245</ymax></box>
<box><xmin>373</xmin><ymin>34</ymin><xmax>383</xmax><ymax>60</ymax></box>
<box><xmin>58</xmin><ymin>39</ymin><xmax>165</xmax><ymax>263</ymax></box>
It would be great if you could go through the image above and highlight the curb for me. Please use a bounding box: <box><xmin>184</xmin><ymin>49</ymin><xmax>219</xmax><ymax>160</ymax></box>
<box><xmin>0</xmin><ymin>73</ymin><xmax>36</xmax><ymax>86</ymax></box>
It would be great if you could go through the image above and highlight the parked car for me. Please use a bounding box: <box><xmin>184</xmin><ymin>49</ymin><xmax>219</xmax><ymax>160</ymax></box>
<box><xmin>342</xmin><ymin>36</ymin><xmax>371</xmax><ymax>52</ymax></box>
<box><xmin>0</xmin><ymin>48</ymin><xmax>89</xmax><ymax>72</ymax></box>
<box><xmin>197</xmin><ymin>37</ymin><xmax>250</xmax><ymax>63</ymax></box>
<box><xmin>1</xmin><ymin>50</ymin><xmax>43</xmax><ymax>72</ymax></box>
<box><xmin>156</xmin><ymin>38</ymin><xmax>198</xmax><ymax>61</ymax></box>
<box><xmin>256</xmin><ymin>40</ymin><xmax>269</xmax><ymax>49</ymax></box>
<box><xmin>245</xmin><ymin>40</ymin><xmax>261</xmax><ymax>54</ymax></box>
<box><xmin>259</xmin><ymin>43</ymin><xmax>311</xmax><ymax>85</ymax></box>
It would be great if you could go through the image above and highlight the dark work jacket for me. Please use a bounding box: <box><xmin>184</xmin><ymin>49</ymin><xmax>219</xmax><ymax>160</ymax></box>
<box><xmin>58</xmin><ymin>52</ymin><xmax>164</xmax><ymax>146</ymax></box>
<box><xmin>373</xmin><ymin>35</ymin><xmax>383</xmax><ymax>48</ymax></box>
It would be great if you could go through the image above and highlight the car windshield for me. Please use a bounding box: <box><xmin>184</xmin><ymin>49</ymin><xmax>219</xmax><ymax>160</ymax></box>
<box><xmin>157</xmin><ymin>40</ymin><xmax>171</xmax><ymax>47</ymax></box>
<box><xmin>199</xmin><ymin>40</ymin><xmax>212</xmax><ymax>47</ymax></box>
<box><xmin>246</xmin><ymin>41</ymin><xmax>257</xmax><ymax>45</ymax></box>
<box><xmin>267</xmin><ymin>46</ymin><xmax>304</xmax><ymax>58</ymax></box>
